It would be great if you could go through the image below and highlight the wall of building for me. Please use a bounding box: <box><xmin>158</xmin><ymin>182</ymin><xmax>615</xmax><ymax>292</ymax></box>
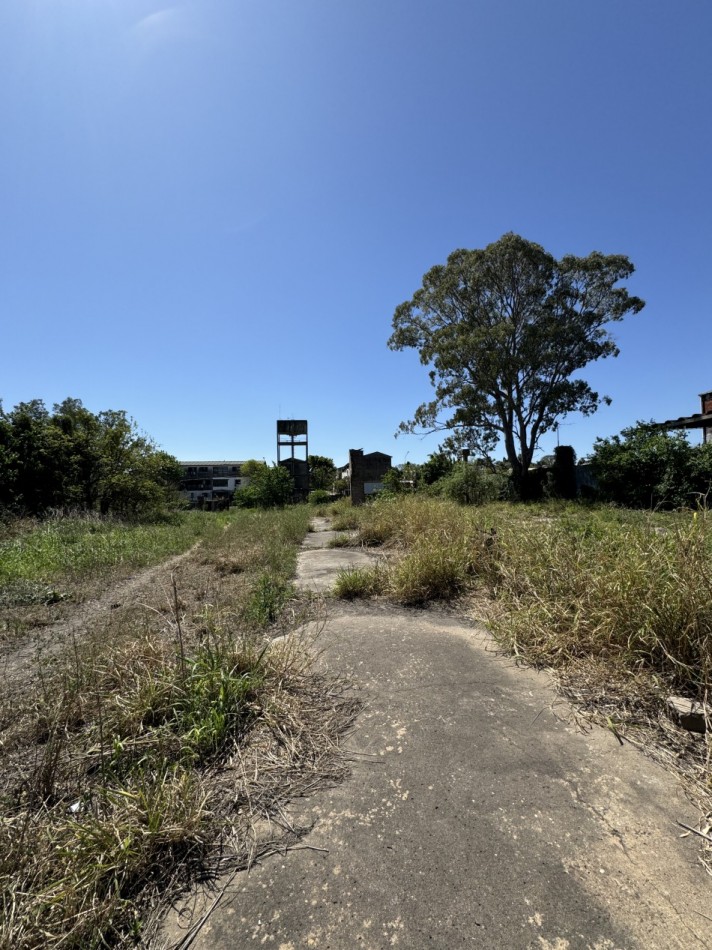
<box><xmin>348</xmin><ymin>450</ymin><xmax>392</xmax><ymax>505</ymax></box>
<box><xmin>179</xmin><ymin>462</ymin><xmax>248</xmax><ymax>505</ymax></box>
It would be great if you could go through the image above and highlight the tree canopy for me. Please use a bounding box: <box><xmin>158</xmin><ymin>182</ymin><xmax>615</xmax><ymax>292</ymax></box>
<box><xmin>590</xmin><ymin>423</ymin><xmax>712</xmax><ymax>509</ymax></box>
<box><xmin>236</xmin><ymin>461</ymin><xmax>293</xmax><ymax>508</ymax></box>
<box><xmin>388</xmin><ymin>233</ymin><xmax>644</xmax><ymax>498</ymax></box>
<box><xmin>0</xmin><ymin>398</ymin><xmax>182</xmax><ymax>518</ymax></box>
<box><xmin>307</xmin><ymin>455</ymin><xmax>336</xmax><ymax>491</ymax></box>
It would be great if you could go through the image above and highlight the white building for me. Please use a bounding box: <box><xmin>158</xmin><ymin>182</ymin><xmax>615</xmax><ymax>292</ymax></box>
<box><xmin>179</xmin><ymin>461</ymin><xmax>248</xmax><ymax>506</ymax></box>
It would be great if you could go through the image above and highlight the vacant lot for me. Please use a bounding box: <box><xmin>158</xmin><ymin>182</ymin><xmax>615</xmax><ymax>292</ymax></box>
<box><xmin>0</xmin><ymin>508</ymin><xmax>358</xmax><ymax>949</ymax></box>
<box><xmin>330</xmin><ymin>495</ymin><xmax>712</xmax><ymax>832</ymax></box>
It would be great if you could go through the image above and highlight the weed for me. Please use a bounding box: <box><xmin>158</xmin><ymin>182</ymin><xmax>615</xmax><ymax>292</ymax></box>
<box><xmin>331</xmin><ymin>494</ymin><xmax>712</xmax><ymax>699</ymax></box>
<box><xmin>244</xmin><ymin>574</ymin><xmax>292</xmax><ymax>627</ymax></box>
<box><xmin>327</xmin><ymin>535</ymin><xmax>353</xmax><ymax>548</ymax></box>
<box><xmin>333</xmin><ymin>566</ymin><xmax>384</xmax><ymax>599</ymax></box>
<box><xmin>387</xmin><ymin>538</ymin><xmax>470</xmax><ymax>605</ymax></box>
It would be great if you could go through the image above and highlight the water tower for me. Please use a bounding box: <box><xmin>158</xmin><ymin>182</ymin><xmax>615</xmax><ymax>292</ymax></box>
<box><xmin>276</xmin><ymin>420</ymin><xmax>309</xmax><ymax>499</ymax></box>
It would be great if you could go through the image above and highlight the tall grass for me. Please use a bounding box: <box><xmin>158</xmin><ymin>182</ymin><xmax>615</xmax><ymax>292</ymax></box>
<box><xmin>490</xmin><ymin>510</ymin><xmax>712</xmax><ymax>693</ymax></box>
<box><xmin>333</xmin><ymin>496</ymin><xmax>497</xmax><ymax>605</ymax></box>
<box><xmin>332</xmin><ymin>496</ymin><xmax>712</xmax><ymax>696</ymax></box>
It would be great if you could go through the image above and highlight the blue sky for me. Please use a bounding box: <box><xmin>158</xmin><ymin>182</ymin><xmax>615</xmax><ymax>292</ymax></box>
<box><xmin>1</xmin><ymin>0</ymin><xmax>710</xmax><ymax>467</ymax></box>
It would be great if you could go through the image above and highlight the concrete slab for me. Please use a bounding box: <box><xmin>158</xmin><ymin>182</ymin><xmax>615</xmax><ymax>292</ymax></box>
<box><xmin>163</xmin><ymin>526</ymin><xmax>712</xmax><ymax>950</ymax></box>
<box><xmin>296</xmin><ymin>518</ymin><xmax>377</xmax><ymax>593</ymax></box>
<box><xmin>296</xmin><ymin>549</ymin><xmax>378</xmax><ymax>593</ymax></box>
<box><xmin>301</xmin><ymin>530</ymin><xmax>349</xmax><ymax>550</ymax></box>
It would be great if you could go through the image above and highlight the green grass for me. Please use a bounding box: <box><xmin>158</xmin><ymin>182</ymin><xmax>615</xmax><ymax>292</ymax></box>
<box><xmin>0</xmin><ymin>511</ymin><xmax>231</xmax><ymax>591</ymax></box>
<box><xmin>333</xmin><ymin>566</ymin><xmax>384</xmax><ymax>599</ymax></box>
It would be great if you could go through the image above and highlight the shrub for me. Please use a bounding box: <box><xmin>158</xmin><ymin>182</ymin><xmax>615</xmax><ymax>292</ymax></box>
<box><xmin>590</xmin><ymin>423</ymin><xmax>712</xmax><ymax>509</ymax></box>
<box><xmin>431</xmin><ymin>464</ymin><xmax>505</xmax><ymax>505</ymax></box>
<box><xmin>333</xmin><ymin>566</ymin><xmax>383</xmax><ymax>599</ymax></box>
<box><xmin>233</xmin><ymin>464</ymin><xmax>294</xmax><ymax>509</ymax></box>
<box><xmin>308</xmin><ymin>489</ymin><xmax>331</xmax><ymax>505</ymax></box>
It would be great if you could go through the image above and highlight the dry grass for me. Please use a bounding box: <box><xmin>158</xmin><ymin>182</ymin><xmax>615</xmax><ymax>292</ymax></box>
<box><xmin>0</xmin><ymin>506</ymin><xmax>360</xmax><ymax>949</ymax></box>
<box><xmin>331</xmin><ymin>495</ymin><xmax>712</xmax><ymax>852</ymax></box>
<box><xmin>334</xmin><ymin>496</ymin><xmax>497</xmax><ymax>604</ymax></box>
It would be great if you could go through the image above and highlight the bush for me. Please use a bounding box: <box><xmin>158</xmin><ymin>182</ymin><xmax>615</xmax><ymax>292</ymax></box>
<box><xmin>432</xmin><ymin>464</ymin><xmax>505</xmax><ymax>505</ymax></box>
<box><xmin>590</xmin><ymin>423</ymin><xmax>712</xmax><ymax>509</ymax></box>
<box><xmin>308</xmin><ymin>489</ymin><xmax>331</xmax><ymax>505</ymax></box>
<box><xmin>233</xmin><ymin>464</ymin><xmax>293</xmax><ymax>509</ymax></box>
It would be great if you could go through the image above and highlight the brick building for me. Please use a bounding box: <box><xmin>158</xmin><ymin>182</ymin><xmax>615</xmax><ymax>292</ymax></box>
<box><xmin>339</xmin><ymin>449</ymin><xmax>392</xmax><ymax>505</ymax></box>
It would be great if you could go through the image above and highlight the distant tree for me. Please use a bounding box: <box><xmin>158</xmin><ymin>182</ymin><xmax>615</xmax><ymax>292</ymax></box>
<box><xmin>419</xmin><ymin>451</ymin><xmax>455</xmax><ymax>486</ymax></box>
<box><xmin>0</xmin><ymin>398</ymin><xmax>181</xmax><ymax>518</ymax></box>
<box><xmin>236</xmin><ymin>462</ymin><xmax>293</xmax><ymax>508</ymax></box>
<box><xmin>590</xmin><ymin>423</ymin><xmax>712</xmax><ymax>509</ymax></box>
<box><xmin>1</xmin><ymin>400</ymin><xmax>56</xmax><ymax>512</ymax></box>
<box><xmin>388</xmin><ymin>233</ymin><xmax>644</xmax><ymax>500</ymax></box>
<box><xmin>51</xmin><ymin>398</ymin><xmax>103</xmax><ymax>510</ymax></box>
<box><xmin>381</xmin><ymin>467</ymin><xmax>405</xmax><ymax>493</ymax></box>
<box><xmin>308</xmin><ymin>455</ymin><xmax>336</xmax><ymax>491</ymax></box>
<box><xmin>333</xmin><ymin>477</ymin><xmax>349</xmax><ymax>496</ymax></box>
<box><xmin>242</xmin><ymin>459</ymin><xmax>269</xmax><ymax>479</ymax></box>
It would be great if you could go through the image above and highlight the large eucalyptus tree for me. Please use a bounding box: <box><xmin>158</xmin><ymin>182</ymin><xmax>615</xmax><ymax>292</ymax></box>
<box><xmin>388</xmin><ymin>233</ymin><xmax>644</xmax><ymax>499</ymax></box>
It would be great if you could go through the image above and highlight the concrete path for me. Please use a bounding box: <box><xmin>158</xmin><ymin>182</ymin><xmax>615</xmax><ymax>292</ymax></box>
<box><xmin>296</xmin><ymin>517</ymin><xmax>380</xmax><ymax>593</ymax></box>
<box><xmin>167</xmin><ymin>520</ymin><xmax>712</xmax><ymax>949</ymax></box>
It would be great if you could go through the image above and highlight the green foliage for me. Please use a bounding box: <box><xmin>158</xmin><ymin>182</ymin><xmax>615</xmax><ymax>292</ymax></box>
<box><xmin>241</xmin><ymin>459</ymin><xmax>268</xmax><ymax>479</ymax></box>
<box><xmin>235</xmin><ymin>462</ymin><xmax>294</xmax><ymax>509</ymax></box>
<box><xmin>419</xmin><ymin>451</ymin><xmax>455</xmax><ymax>485</ymax></box>
<box><xmin>308</xmin><ymin>489</ymin><xmax>332</xmax><ymax>504</ymax></box>
<box><xmin>333</xmin><ymin>477</ymin><xmax>349</xmax><ymax>496</ymax></box>
<box><xmin>307</xmin><ymin>455</ymin><xmax>336</xmax><ymax>491</ymax></box>
<box><xmin>0</xmin><ymin>398</ymin><xmax>181</xmax><ymax>519</ymax></box>
<box><xmin>590</xmin><ymin>423</ymin><xmax>712</xmax><ymax>509</ymax></box>
<box><xmin>430</xmin><ymin>463</ymin><xmax>505</xmax><ymax>505</ymax></box>
<box><xmin>388</xmin><ymin>232</ymin><xmax>644</xmax><ymax>500</ymax></box>
<box><xmin>380</xmin><ymin>467</ymin><xmax>406</xmax><ymax>493</ymax></box>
